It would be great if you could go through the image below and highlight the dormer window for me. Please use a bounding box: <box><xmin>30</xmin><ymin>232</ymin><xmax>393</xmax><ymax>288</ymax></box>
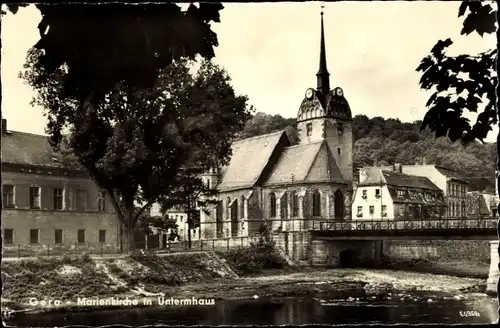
<box><xmin>337</xmin><ymin>123</ymin><xmax>344</xmax><ymax>135</ymax></box>
<box><xmin>306</xmin><ymin>123</ymin><xmax>312</xmax><ymax>137</ymax></box>
<box><xmin>397</xmin><ymin>189</ymin><xmax>405</xmax><ymax>197</ymax></box>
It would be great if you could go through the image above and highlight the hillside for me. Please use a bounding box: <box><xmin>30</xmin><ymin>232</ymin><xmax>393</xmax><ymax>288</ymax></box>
<box><xmin>238</xmin><ymin>113</ymin><xmax>497</xmax><ymax>192</ymax></box>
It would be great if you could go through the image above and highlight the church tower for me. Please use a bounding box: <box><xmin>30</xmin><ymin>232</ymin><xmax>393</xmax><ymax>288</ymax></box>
<box><xmin>296</xmin><ymin>9</ymin><xmax>353</xmax><ymax>184</ymax></box>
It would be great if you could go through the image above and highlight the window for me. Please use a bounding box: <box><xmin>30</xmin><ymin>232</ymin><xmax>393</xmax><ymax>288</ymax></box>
<box><xmin>29</xmin><ymin>186</ymin><xmax>41</xmax><ymax>209</ymax></box>
<box><xmin>369</xmin><ymin>206</ymin><xmax>375</xmax><ymax>215</ymax></box>
<box><xmin>77</xmin><ymin>229</ymin><xmax>86</xmax><ymax>244</ymax></box>
<box><xmin>362</xmin><ymin>190</ymin><xmax>367</xmax><ymax>199</ymax></box>
<box><xmin>397</xmin><ymin>190</ymin><xmax>405</xmax><ymax>197</ymax></box>
<box><xmin>306</xmin><ymin>123</ymin><xmax>313</xmax><ymax>137</ymax></box>
<box><xmin>382</xmin><ymin>205</ymin><xmax>387</xmax><ymax>217</ymax></box>
<box><xmin>54</xmin><ymin>229</ymin><xmax>63</xmax><ymax>244</ymax></box>
<box><xmin>291</xmin><ymin>192</ymin><xmax>299</xmax><ymax>217</ymax></box>
<box><xmin>269</xmin><ymin>193</ymin><xmax>277</xmax><ymax>217</ymax></box>
<box><xmin>207</xmin><ymin>179</ymin><xmax>210</xmax><ymax>190</ymax></box>
<box><xmin>337</xmin><ymin>123</ymin><xmax>344</xmax><ymax>135</ymax></box>
<box><xmin>241</xmin><ymin>196</ymin><xmax>245</xmax><ymax>219</ymax></box>
<box><xmin>312</xmin><ymin>190</ymin><xmax>321</xmax><ymax>217</ymax></box>
<box><xmin>97</xmin><ymin>191</ymin><xmax>106</xmax><ymax>212</ymax></box>
<box><xmin>53</xmin><ymin>188</ymin><xmax>64</xmax><ymax>210</ymax></box>
<box><xmin>3</xmin><ymin>229</ymin><xmax>14</xmax><ymax>245</ymax></box>
<box><xmin>76</xmin><ymin>189</ymin><xmax>87</xmax><ymax>211</ymax></box>
<box><xmin>375</xmin><ymin>189</ymin><xmax>380</xmax><ymax>198</ymax></box>
<box><xmin>2</xmin><ymin>184</ymin><xmax>15</xmax><ymax>208</ymax></box>
<box><xmin>280</xmin><ymin>193</ymin><xmax>288</xmax><ymax>219</ymax></box>
<box><xmin>99</xmin><ymin>230</ymin><xmax>106</xmax><ymax>243</ymax></box>
<box><xmin>356</xmin><ymin>206</ymin><xmax>363</xmax><ymax>217</ymax></box>
<box><xmin>30</xmin><ymin>229</ymin><xmax>39</xmax><ymax>244</ymax></box>
<box><xmin>409</xmin><ymin>191</ymin><xmax>417</xmax><ymax>199</ymax></box>
<box><xmin>337</xmin><ymin>148</ymin><xmax>341</xmax><ymax>155</ymax></box>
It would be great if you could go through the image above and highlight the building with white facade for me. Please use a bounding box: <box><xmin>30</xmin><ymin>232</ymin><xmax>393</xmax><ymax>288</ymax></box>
<box><xmin>352</xmin><ymin>164</ymin><xmax>445</xmax><ymax>220</ymax></box>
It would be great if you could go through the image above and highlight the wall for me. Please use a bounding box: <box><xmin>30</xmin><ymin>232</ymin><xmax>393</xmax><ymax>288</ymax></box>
<box><xmin>352</xmin><ymin>185</ymin><xmax>394</xmax><ymax>220</ymax></box>
<box><xmin>2</xmin><ymin>209</ymin><xmax>120</xmax><ymax>255</ymax></box>
<box><xmin>383</xmin><ymin>240</ymin><xmax>491</xmax><ymax>263</ymax></box>
<box><xmin>2</xmin><ymin>169</ymin><xmax>120</xmax><ymax>255</ymax></box>
<box><xmin>2</xmin><ymin>170</ymin><xmax>115</xmax><ymax>213</ymax></box>
<box><xmin>325</xmin><ymin>118</ymin><xmax>353</xmax><ymax>184</ymax></box>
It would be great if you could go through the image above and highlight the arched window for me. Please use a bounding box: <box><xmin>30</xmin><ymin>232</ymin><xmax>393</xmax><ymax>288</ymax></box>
<box><xmin>269</xmin><ymin>193</ymin><xmax>277</xmax><ymax>218</ymax></box>
<box><xmin>334</xmin><ymin>189</ymin><xmax>344</xmax><ymax>220</ymax></box>
<box><xmin>291</xmin><ymin>191</ymin><xmax>299</xmax><ymax>217</ymax></box>
<box><xmin>280</xmin><ymin>192</ymin><xmax>288</xmax><ymax>219</ymax></box>
<box><xmin>240</xmin><ymin>196</ymin><xmax>245</xmax><ymax>219</ymax></box>
<box><xmin>312</xmin><ymin>190</ymin><xmax>321</xmax><ymax>217</ymax></box>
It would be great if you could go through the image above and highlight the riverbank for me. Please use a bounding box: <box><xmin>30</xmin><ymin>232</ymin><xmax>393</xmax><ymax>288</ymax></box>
<box><xmin>1</xmin><ymin>251</ymin><xmax>490</xmax><ymax>317</ymax></box>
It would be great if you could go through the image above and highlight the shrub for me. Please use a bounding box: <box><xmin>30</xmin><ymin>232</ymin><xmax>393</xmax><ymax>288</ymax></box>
<box><xmin>220</xmin><ymin>223</ymin><xmax>288</xmax><ymax>274</ymax></box>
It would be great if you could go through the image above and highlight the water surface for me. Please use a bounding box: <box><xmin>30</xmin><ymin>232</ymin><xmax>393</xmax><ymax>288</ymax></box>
<box><xmin>5</xmin><ymin>291</ymin><xmax>498</xmax><ymax>326</ymax></box>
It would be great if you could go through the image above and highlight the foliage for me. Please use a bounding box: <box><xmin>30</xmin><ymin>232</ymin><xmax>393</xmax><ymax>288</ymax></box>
<box><xmin>5</xmin><ymin>3</ymin><xmax>223</xmax><ymax>106</ymax></box>
<box><xmin>237</xmin><ymin>112</ymin><xmax>297</xmax><ymax>143</ymax></box>
<box><xmin>220</xmin><ymin>224</ymin><xmax>288</xmax><ymax>275</ymax></box>
<box><xmin>416</xmin><ymin>1</ymin><xmax>497</xmax><ymax>144</ymax></box>
<box><xmin>240</xmin><ymin>112</ymin><xmax>496</xmax><ymax>192</ymax></box>
<box><xmin>21</xmin><ymin>54</ymin><xmax>251</xmax><ymax>251</ymax></box>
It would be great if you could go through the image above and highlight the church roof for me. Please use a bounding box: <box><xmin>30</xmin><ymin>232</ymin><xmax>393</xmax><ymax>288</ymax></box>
<box><xmin>263</xmin><ymin>140</ymin><xmax>345</xmax><ymax>186</ymax></box>
<box><xmin>217</xmin><ymin>130</ymin><xmax>287</xmax><ymax>192</ymax></box>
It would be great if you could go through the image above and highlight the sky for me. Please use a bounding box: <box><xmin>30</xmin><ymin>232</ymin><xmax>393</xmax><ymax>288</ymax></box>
<box><xmin>1</xmin><ymin>2</ymin><xmax>498</xmax><ymax>141</ymax></box>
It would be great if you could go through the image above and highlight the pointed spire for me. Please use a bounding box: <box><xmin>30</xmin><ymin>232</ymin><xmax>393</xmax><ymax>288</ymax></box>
<box><xmin>316</xmin><ymin>6</ymin><xmax>330</xmax><ymax>95</ymax></box>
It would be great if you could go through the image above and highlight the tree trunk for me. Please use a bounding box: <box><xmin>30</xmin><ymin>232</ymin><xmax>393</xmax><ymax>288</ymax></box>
<box><xmin>126</xmin><ymin>226</ymin><xmax>135</xmax><ymax>254</ymax></box>
<box><xmin>496</xmin><ymin>130</ymin><xmax>500</xmax><ymax>320</ymax></box>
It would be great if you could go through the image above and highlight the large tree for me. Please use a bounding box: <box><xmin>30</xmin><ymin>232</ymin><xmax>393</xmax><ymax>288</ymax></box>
<box><xmin>3</xmin><ymin>3</ymin><xmax>224</xmax><ymax>104</ymax></box>
<box><xmin>21</xmin><ymin>54</ymin><xmax>251</xmax><ymax>252</ymax></box>
<box><xmin>416</xmin><ymin>0</ymin><xmax>498</xmax><ymax>318</ymax></box>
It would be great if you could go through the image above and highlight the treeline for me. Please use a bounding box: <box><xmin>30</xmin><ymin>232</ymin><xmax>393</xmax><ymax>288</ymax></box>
<box><xmin>238</xmin><ymin>113</ymin><xmax>497</xmax><ymax>192</ymax></box>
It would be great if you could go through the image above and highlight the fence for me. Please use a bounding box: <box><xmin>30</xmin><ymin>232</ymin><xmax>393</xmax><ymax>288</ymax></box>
<box><xmin>2</xmin><ymin>242</ymin><xmax>121</xmax><ymax>259</ymax></box>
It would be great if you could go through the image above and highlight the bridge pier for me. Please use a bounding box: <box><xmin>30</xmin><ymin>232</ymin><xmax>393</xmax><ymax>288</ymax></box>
<box><xmin>487</xmin><ymin>240</ymin><xmax>499</xmax><ymax>295</ymax></box>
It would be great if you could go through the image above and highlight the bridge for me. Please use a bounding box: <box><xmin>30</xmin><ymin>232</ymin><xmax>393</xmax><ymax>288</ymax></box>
<box><xmin>310</xmin><ymin>217</ymin><xmax>498</xmax><ymax>240</ymax></box>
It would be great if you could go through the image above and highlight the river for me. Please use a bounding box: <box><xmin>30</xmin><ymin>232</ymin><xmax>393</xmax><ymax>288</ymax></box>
<box><xmin>5</xmin><ymin>290</ymin><xmax>498</xmax><ymax>326</ymax></box>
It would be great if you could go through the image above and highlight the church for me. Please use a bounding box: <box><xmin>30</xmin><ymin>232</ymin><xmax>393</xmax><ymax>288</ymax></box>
<box><xmin>199</xmin><ymin>12</ymin><xmax>354</xmax><ymax>239</ymax></box>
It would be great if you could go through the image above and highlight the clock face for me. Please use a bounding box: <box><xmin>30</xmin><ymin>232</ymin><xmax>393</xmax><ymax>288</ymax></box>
<box><xmin>305</xmin><ymin>88</ymin><xmax>314</xmax><ymax>99</ymax></box>
<box><xmin>336</xmin><ymin>87</ymin><xmax>343</xmax><ymax>97</ymax></box>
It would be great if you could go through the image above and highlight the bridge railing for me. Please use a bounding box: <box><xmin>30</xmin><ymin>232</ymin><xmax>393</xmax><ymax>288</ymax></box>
<box><xmin>312</xmin><ymin>217</ymin><xmax>497</xmax><ymax>232</ymax></box>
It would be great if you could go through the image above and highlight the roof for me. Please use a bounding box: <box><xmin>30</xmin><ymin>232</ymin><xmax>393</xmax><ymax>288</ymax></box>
<box><xmin>1</xmin><ymin>131</ymin><xmax>71</xmax><ymax>168</ymax></box>
<box><xmin>358</xmin><ymin>169</ymin><xmax>441</xmax><ymax>191</ymax></box>
<box><xmin>382</xmin><ymin>171</ymin><xmax>441</xmax><ymax>191</ymax></box>
<box><xmin>263</xmin><ymin>140</ymin><xmax>345</xmax><ymax>186</ymax></box>
<box><xmin>466</xmin><ymin>191</ymin><xmax>491</xmax><ymax>216</ymax></box>
<box><xmin>434</xmin><ymin>166</ymin><xmax>469</xmax><ymax>184</ymax></box>
<box><xmin>297</xmin><ymin>88</ymin><xmax>352</xmax><ymax>122</ymax></box>
<box><xmin>217</xmin><ymin>130</ymin><xmax>287</xmax><ymax>191</ymax></box>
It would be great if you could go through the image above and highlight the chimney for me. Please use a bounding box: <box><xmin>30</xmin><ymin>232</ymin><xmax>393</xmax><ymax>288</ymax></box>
<box><xmin>394</xmin><ymin>163</ymin><xmax>402</xmax><ymax>173</ymax></box>
<box><xmin>359</xmin><ymin>168</ymin><xmax>368</xmax><ymax>183</ymax></box>
<box><xmin>1</xmin><ymin>119</ymin><xmax>6</xmax><ymax>134</ymax></box>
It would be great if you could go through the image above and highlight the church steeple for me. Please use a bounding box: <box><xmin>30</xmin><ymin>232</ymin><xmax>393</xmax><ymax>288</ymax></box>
<box><xmin>316</xmin><ymin>8</ymin><xmax>330</xmax><ymax>96</ymax></box>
